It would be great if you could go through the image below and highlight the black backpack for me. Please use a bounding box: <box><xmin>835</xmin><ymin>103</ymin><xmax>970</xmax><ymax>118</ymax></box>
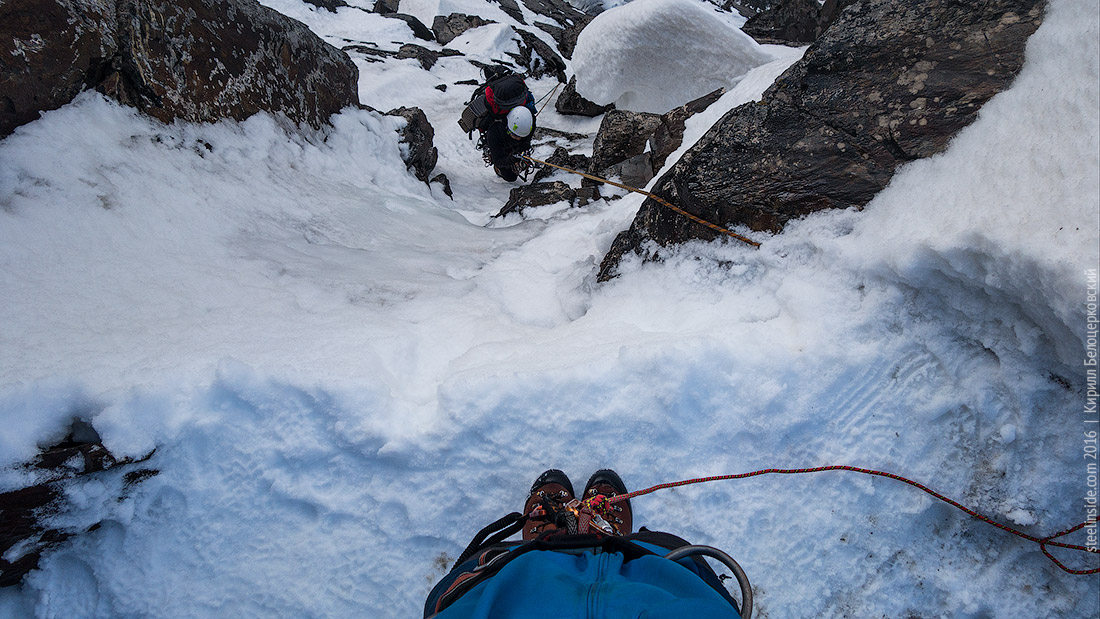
<box><xmin>459</xmin><ymin>68</ymin><xmax>528</xmax><ymax>133</ymax></box>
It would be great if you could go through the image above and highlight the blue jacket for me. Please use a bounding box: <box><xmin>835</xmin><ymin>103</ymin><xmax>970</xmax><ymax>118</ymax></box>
<box><xmin>426</xmin><ymin>535</ymin><xmax>742</xmax><ymax>618</ymax></box>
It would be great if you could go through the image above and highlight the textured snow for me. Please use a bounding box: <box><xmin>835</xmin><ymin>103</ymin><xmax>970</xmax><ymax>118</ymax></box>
<box><xmin>0</xmin><ymin>0</ymin><xmax>1097</xmax><ymax>616</ymax></box>
<box><xmin>572</xmin><ymin>0</ymin><xmax>773</xmax><ymax>112</ymax></box>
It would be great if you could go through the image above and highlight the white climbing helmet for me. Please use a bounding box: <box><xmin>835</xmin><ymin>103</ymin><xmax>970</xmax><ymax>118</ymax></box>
<box><xmin>506</xmin><ymin>106</ymin><xmax>533</xmax><ymax>138</ymax></box>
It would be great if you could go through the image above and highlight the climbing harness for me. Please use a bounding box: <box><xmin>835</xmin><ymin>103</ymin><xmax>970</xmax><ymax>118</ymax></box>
<box><xmin>522</xmin><ymin>155</ymin><xmax>761</xmax><ymax>248</ymax></box>
<box><xmin>515</xmin><ymin>152</ymin><xmax>533</xmax><ymax>182</ymax></box>
<box><xmin>595</xmin><ymin>466</ymin><xmax>1099</xmax><ymax>576</ymax></box>
<box><xmin>475</xmin><ymin>130</ymin><xmax>533</xmax><ymax>181</ymax></box>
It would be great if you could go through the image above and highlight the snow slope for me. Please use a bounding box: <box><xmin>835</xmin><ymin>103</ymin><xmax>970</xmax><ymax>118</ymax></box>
<box><xmin>0</xmin><ymin>0</ymin><xmax>1097</xmax><ymax>616</ymax></box>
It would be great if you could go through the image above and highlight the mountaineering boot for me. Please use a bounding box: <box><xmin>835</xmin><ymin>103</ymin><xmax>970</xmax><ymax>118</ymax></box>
<box><xmin>583</xmin><ymin>469</ymin><xmax>632</xmax><ymax>535</ymax></box>
<box><xmin>523</xmin><ymin>469</ymin><xmax>575</xmax><ymax>541</ymax></box>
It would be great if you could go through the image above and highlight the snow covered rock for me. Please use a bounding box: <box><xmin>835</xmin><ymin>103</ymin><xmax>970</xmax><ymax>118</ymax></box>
<box><xmin>514</xmin><ymin>29</ymin><xmax>568</xmax><ymax>81</ymax></box>
<box><xmin>571</xmin><ymin>0</ymin><xmax>771</xmax><ymax>113</ymax></box>
<box><xmin>519</xmin><ymin>0</ymin><xmax>595</xmax><ymax>58</ymax></box>
<box><xmin>388</xmin><ymin>106</ymin><xmax>439</xmax><ymax>182</ymax></box>
<box><xmin>496</xmin><ymin>181</ymin><xmax>577</xmax><ymax>216</ymax></box>
<box><xmin>0</xmin><ymin>421</ymin><xmax>156</xmax><ymax>588</ymax></box>
<box><xmin>0</xmin><ymin>0</ymin><xmax>360</xmax><ymax>138</ymax></box>
<box><xmin>430</xmin><ymin>173</ymin><xmax>454</xmax><ymax>198</ymax></box>
<box><xmin>598</xmin><ymin>0</ymin><xmax>1046</xmax><ymax>280</ymax></box>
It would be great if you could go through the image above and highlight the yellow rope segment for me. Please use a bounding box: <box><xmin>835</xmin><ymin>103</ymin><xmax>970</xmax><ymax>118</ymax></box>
<box><xmin>521</xmin><ymin>155</ymin><xmax>761</xmax><ymax>248</ymax></box>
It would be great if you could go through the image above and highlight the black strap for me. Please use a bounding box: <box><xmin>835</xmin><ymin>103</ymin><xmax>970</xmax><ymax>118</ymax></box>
<box><xmin>452</xmin><ymin>512</ymin><xmax>526</xmax><ymax>569</ymax></box>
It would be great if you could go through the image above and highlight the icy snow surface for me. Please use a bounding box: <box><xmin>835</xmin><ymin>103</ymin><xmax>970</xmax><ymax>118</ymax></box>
<box><xmin>572</xmin><ymin>0</ymin><xmax>771</xmax><ymax>112</ymax></box>
<box><xmin>0</xmin><ymin>0</ymin><xmax>1098</xmax><ymax>616</ymax></box>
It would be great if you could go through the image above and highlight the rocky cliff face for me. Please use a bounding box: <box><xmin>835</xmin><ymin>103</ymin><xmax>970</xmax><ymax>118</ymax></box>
<box><xmin>598</xmin><ymin>0</ymin><xmax>1045</xmax><ymax>280</ymax></box>
<box><xmin>0</xmin><ymin>0</ymin><xmax>360</xmax><ymax>139</ymax></box>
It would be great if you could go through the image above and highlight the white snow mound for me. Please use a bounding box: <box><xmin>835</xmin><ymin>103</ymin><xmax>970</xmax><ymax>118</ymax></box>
<box><xmin>572</xmin><ymin>0</ymin><xmax>772</xmax><ymax>113</ymax></box>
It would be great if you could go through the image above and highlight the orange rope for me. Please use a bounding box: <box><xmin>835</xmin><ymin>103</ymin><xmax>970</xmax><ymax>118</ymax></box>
<box><xmin>609</xmin><ymin>466</ymin><xmax>1099</xmax><ymax>575</ymax></box>
<box><xmin>522</xmin><ymin>155</ymin><xmax>760</xmax><ymax>248</ymax></box>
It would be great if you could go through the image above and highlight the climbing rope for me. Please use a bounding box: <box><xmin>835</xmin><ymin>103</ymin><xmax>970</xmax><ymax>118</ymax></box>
<box><xmin>534</xmin><ymin>82</ymin><xmax>562</xmax><ymax>116</ymax></box>
<box><xmin>522</xmin><ymin>155</ymin><xmax>761</xmax><ymax>248</ymax></box>
<box><xmin>588</xmin><ymin>466</ymin><xmax>1099</xmax><ymax>575</ymax></box>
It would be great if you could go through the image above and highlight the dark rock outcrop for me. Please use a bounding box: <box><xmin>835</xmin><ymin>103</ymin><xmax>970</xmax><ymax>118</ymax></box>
<box><xmin>556</xmin><ymin>76</ymin><xmax>614</xmax><ymax>117</ymax></box>
<box><xmin>512</xmin><ymin>30</ymin><xmax>568</xmax><ymax>82</ymax></box>
<box><xmin>432</xmin><ymin>13</ymin><xmax>496</xmax><ymax>45</ymax></box>
<box><xmin>532</xmin><ymin>126</ymin><xmax>588</xmax><ymax>142</ymax></box>
<box><xmin>380</xmin><ymin>13</ymin><xmax>436</xmax><ymax>41</ymax></box>
<box><xmin>372</xmin><ymin>0</ymin><xmax>399</xmax><ymax>14</ymax></box>
<box><xmin>397</xmin><ymin>44</ymin><xmax>461</xmax><ymax>70</ymax></box>
<box><xmin>598</xmin><ymin>0</ymin><xmax>1044</xmax><ymax>280</ymax></box>
<box><xmin>742</xmin><ymin>0</ymin><xmax>855</xmax><ymax>45</ymax></box>
<box><xmin>605</xmin><ymin>153</ymin><xmax>655</xmax><ymax>188</ymax></box>
<box><xmin>496</xmin><ymin>181</ymin><xmax>576</xmax><ymax>217</ymax></box>
<box><xmin>0</xmin><ymin>421</ymin><xmax>157</xmax><ymax>588</ymax></box>
<box><xmin>303</xmin><ymin>0</ymin><xmax>347</xmax><ymax>13</ymax></box>
<box><xmin>388</xmin><ymin>106</ymin><xmax>439</xmax><ymax>182</ymax></box>
<box><xmin>493</xmin><ymin>0</ymin><xmax>527</xmax><ymax>24</ymax></box>
<box><xmin>648</xmin><ymin>88</ymin><xmax>725</xmax><ymax>172</ymax></box>
<box><xmin>725</xmin><ymin>0</ymin><xmax>775</xmax><ymax>18</ymax></box>
<box><xmin>343</xmin><ymin>43</ymin><xmax>462</xmax><ymax>71</ymax></box>
<box><xmin>589</xmin><ymin>110</ymin><xmax>662</xmax><ymax>179</ymax></box>
<box><xmin>585</xmin><ymin>89</ymin><xmax>724</xmax><ymax>185</ymax></box>
<box><xmin>533</xmin><ymin>147</ymin><xmax>591</xmax><ymax>183</ymax></box>
<box><xmin>519</xmin><ymin>0</ymin><xmax>594</xmax><ymax>59</ymax></box>
<box><xmin>1</xmin><ymin>0</ymin><xmax>114</xmax><ymax>138</ymax></box>
<box><xmin>0</xmin><ymin>0</ymin><xmax>360</xmax><ymax>139</ymax></box>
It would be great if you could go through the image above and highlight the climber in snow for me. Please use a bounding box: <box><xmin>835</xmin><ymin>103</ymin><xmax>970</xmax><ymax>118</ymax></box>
<box><xmin>424</xmin><ymin>468</ymin><xmax>750</xmax><ymax>618</ymax></box>
<box><xmin>458</xmin><ymin>68</ymin><xmax>537</xmax><ymax>182</ymax></box>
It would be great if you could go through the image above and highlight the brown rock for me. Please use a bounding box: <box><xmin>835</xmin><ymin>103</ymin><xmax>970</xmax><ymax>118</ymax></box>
<box><xmin>0</xmin><ymin>0</ymin><xmax>117</xmax><ymax>138</ymax></box>
<box><xmin>1</xmin><ymin>0</ymin><xmax>360</xmax><ymax>139</ymax></box>
<box><xmin>431</xmin><ymin>13</ymin><xmax>496</xmax><ymax>45</ymax></box>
